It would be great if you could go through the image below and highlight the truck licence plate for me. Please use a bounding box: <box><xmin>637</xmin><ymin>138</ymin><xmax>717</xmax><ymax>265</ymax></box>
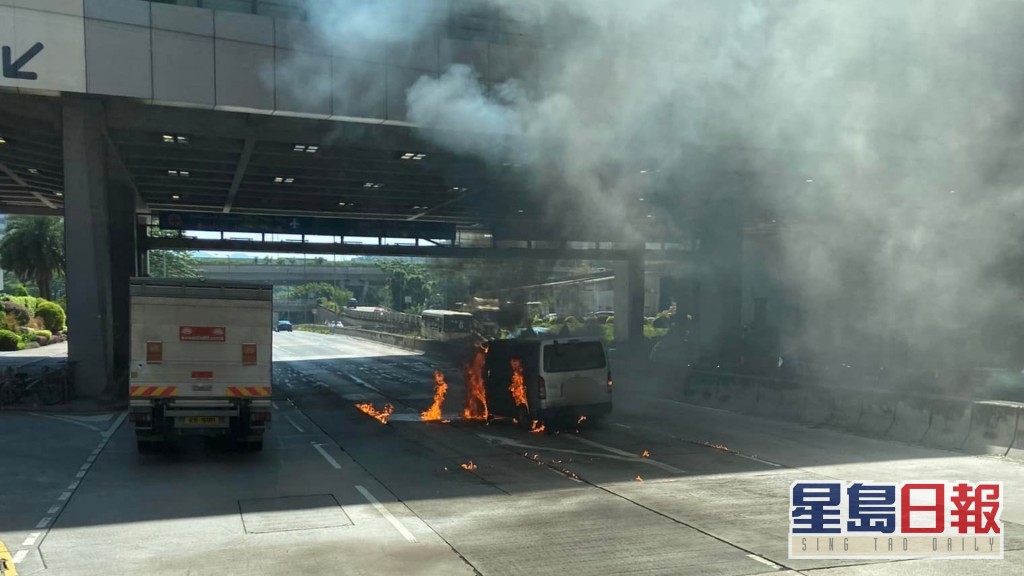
<box><xmin>182</xmin><ymin>416</ymin><xmax>220</xmax><ymax>425</ymax></box>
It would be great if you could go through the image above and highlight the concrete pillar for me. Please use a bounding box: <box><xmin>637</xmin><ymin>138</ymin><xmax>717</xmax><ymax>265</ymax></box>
<box><xmin>107</xmin><ymin>182</ymin><xmax>136</xmax><ymax>386</ymax></box>
<box><xmin>63</xmin><ymin>99</ymin><xmax>113</xmax><ymax>399</ymax></box>
<box><xmin>613</xmin><ymin>249</ymin><xmax>646</xmax><ymax>343</ymax></box>
<box><xmin>695</xmin><ymin>200</ymin><xmax>744</xmax><ymax>366</ymax></box>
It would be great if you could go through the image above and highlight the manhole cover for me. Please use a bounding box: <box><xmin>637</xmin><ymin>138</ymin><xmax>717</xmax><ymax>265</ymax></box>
<box><xmin>239</xmin><ymin>494</ymin><xmax>352</xmax><ymax>534</ymax></box>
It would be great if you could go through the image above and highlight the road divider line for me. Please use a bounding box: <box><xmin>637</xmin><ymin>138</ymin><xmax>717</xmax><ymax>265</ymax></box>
<box><xmin>734</xmin><ymin>453</ymin><xmax>781</xmax><ymax>468</ymax></box>
<box><xmin>27</xmin><ymin>413</ymin><xmax>105</xmax><ymax>432</ymax></box>
<box><xmin>565</xmin><ymin>436</ymin><xmax>685</xmax><ymax>473</ymax></box>
<box><xmin>35</xmin><ymin>518</ymin><xmax>51</xmax><ymax>529</ymax></box>
<box><xmin>547</xmin><ymin>466</ymin><xmax>583</xmax><ymax>483</ymax></box>
<box><xmin>284</xmin><ymin>414</ymin><xmax>305</xmax><ymax>433</ymax></box>
<box><xmin>58</xmin><ymin>491</ymin><xmax>71</xmax><ymax>501</ymax></box>
<box><xmin>47</xmin><ymin>505</ymin><xmax>60</xmax><ymax>514</ymax></box>
<box><xmin>102</xmin><ymin>411</ymin><xmax>128</xmax><ymax>438</ymax></box>
<box><xmin>12</xmin><ymin>549</ymin><xmax>27</xmax><ymax>566</ymax></box>
<box><xmin>74</xmin><ymin>470</ymin><xmax>86</xmax><ymax>478</ymax></box>
<box><xmin>67</xmin><ymin>481</ymin><xmax>79</xmax><ymax>490</ymax></box>
<box><xmin>20</xmin><ymin>534</ymin><xmax>39</xmax><ymax>547</ymax></box>
<box><xmin>271</xmin><ymin>402</ymin><xmax>279</xmax><ymax>410</ymax></box>
<box><xmin>614</xmin><ymin>423</ymin><xmax>631</xmax><ymax>429</ymax></box>
<box><xmin>355</xmin><ymin>485</ymin><xmax>417</xmax><ymax>543</ymax></box>
<box><xmin>79</xmin><ymin>463</ymin><xmax>90</xmax><ymax>471</ymax></box>
<box><xmin>311</xmin><ymin>442</ymin><xmax>341</xmax><ymax>469</ymax></box>
<box><xmin>746</xmin><ymin>554</ymin><xmax>780</xmax><ymax>569</ymax></box>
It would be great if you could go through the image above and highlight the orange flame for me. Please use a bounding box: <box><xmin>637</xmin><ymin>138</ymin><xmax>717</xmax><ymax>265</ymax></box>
<box><xmin>641</xmin><ymin>449</ymin><xmax>650</xmax><ymax>458</ymax></box>
<box><xmin>462</xmin><ymin>345</ymin><xmax>489</xmax><ymax>420</ymax></box>
<box><xmin>577</xmin><ymin>415</ymin><xmax>587</xmax><ymax>426</ymax></box>
<box><xmin>635</xmin><ymin>475</ymin><xmax>644</xmax><ymax>482</ymax></box>
<box><xmin>509</xmin><ymin>359</ymin><xmax>528</xmax><ymax>410</ymax></box>
<box><xmin>421</xmin><ymin>370</ymin><xmax>448</xmax><ymax>421</ymax></box>
<box><xmin>704</xmin><ymin>441</ymin><xmax>730</xmax><ymax>452</ymax></box>
<box><xmin>355</xmin><ymin>402</ymin><xmax>394</xmax><ymax>424</ymax></box>
<box><xmin>530</xmin><ymin>420</ymin><xmax>546</xmax><ymax>434</ymax></box>
<box><xmin>460</xmin><ymin>461</ymin><xmax>478</xmax><ymax>470</ymax></box>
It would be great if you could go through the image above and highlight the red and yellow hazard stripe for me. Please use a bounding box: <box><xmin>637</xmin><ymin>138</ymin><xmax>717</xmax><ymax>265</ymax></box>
<box><xmin>227</xmin><ymin>386</ymin><xmax>271</xmax><ymax>397</ymax></box>
<box><xmin>129</xmin><ymin>386</ymin><xmax>178</xmax><ymax>397</ymax></box>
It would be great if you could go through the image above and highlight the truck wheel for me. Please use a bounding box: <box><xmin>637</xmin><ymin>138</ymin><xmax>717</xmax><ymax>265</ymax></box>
<box><xmin>137</xmin><ymin>439</ymin><xmax>161</xmax><ymax>454</ymax></box>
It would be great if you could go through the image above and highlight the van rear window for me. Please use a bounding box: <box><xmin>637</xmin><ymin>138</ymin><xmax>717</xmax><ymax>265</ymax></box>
<box><xmin>543</xmin><ymin>342</ymin><xmax>606</xmax><ymax>372</ymax></box>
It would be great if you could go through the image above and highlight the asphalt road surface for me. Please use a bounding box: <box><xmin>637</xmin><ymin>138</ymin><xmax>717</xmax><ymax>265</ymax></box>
<box><xmin>1</xmin><ymin>331</ymin><xmax>1021</xmax><ymax>575</ymax></box>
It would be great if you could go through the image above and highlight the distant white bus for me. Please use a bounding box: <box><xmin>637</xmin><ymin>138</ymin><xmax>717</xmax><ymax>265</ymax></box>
<box><xmin>420</xmin><ymin>310</ymin><xmax>475</xmax><ymax>341</ymax></box>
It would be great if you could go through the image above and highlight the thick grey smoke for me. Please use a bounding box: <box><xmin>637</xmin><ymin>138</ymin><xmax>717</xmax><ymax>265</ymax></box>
<box><xmin>301</xmin><ymin>0</ymin><xmax>1024</xmax><ymax>380</ymax></box>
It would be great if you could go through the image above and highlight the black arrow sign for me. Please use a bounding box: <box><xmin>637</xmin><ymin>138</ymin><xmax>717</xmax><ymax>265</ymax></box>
<box><xmin>2</xmin><ymin>42</ymin><xmax>44</xmax><ymax>80</ymax></box>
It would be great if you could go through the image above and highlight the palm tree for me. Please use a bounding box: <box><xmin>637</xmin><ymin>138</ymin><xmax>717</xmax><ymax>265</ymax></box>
<box><xmin>0</xmin><ymin>216</ymin><xmax>64</xmax><ymax>300</ymax></box>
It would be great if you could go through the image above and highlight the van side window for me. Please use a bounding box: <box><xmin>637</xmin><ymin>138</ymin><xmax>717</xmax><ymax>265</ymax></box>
<box><xmin>543</xmin><ymin>342</ymin><xmax>606</xmax><ymax>372</ymax></box>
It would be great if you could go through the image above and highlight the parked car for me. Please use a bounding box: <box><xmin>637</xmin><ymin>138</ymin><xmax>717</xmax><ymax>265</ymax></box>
<box><xmin>346</xmin><ymin>298</ymin><xmax>359</xmax><ymax>308</ymax></box>
<box><xmin>276</xmin><ymin>320</ymin><xmax>293</xmax><ymax>332</ymax></box>
<box><xmin>328</xmin><ymin>320</ymin><xmax>344</xmax><ymax>328</ymax></box>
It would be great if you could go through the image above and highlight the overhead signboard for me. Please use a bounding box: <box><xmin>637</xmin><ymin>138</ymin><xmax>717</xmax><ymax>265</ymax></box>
<box><xmin>0</xmin><ymin>2</ymin><xmax>86</xmax><ymax>93</ymax></box>
<box><xmin>156</xmin><ymin>211</ymin><xmax>457</xmax><ymax>241</ymax></box>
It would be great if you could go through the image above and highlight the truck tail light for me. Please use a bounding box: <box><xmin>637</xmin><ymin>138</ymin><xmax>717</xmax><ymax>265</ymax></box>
<box><xmin>607</xmin><ymin>370</ymin><xmax>613</xmax><ymax>390</ymax></box>
<box><xmin>537</xmin><ymin>376</ymin><xmax>546</xmax><ymax>400</ymax></box>
<box><xmin>146</xmin><ymin>341</ymin><xmax>163</xmax><ymax>364</ymax></box>
<box><xmin>242</xmin><ymin>343</ymin><xmax>258</xmax><ymax>366</ymax></box>
<box><xmin>251</xmin><ymin>411</ymin><xmax>271</xmax><ymax>424</ymax></box>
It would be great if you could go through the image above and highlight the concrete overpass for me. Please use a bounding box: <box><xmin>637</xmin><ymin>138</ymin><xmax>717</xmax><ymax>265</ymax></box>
<box><xmin>0</xmin><ymin>0</ymin><xmax>739</xmax><ymax>399</ymax></box>
<box><xmin>197</xmin><ymin>263</ymin><xmax>387</xmax><ymax>297</ymax></box>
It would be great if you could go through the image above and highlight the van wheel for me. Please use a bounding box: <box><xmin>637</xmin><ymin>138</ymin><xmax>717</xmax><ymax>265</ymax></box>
<box><xmin>516</xmin><ymin>406</ymin><xmax>532</xmax><ymax>430</ymax></box>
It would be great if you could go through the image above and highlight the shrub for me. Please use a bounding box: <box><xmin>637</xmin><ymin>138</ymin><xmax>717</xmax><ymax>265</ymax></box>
<box><xmin>6</xmin><ymin>296</ymin><xmax>39</xmax><ymax>317</ymax></box>
<box><xmin>0</xmin><ymin>329</ymin><xmax>20</xmax><ymax>351</ymax></box>
<box><xmin>19</xmin><ymin>329</ymin><xmax>38</xmax><ymax>344</ymax></box>
<box><xmin>35</xmin><ymin>301</ymin><xmax>66</xmax><ymax>333</ymax></box>
<box><xmin>35</xmin><ymin>329</ymin><xmax>52</xmax><ymax>345</ymax></box>
<box><xmin>2</xmin><ymin>300</ymin><xmax>30</xmax><ymax>327</ymax></box>
<box><xmin>13</xmin><ymin>285</ymin><xmax>29</xmax><ymax>297</ymax></box>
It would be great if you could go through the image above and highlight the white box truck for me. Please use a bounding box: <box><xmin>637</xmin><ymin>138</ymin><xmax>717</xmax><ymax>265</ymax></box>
<box><xmin>128</xmin><ymin>279</ymin><xmax>273</xmax><ymax>452</ymax></box>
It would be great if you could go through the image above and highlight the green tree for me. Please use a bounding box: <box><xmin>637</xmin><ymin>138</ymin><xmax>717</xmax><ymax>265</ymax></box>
<box><xmin>148</xmin><ymin>229</ymin><xmax>200</xmax><ymax>278</ymax></box>
<box><xmin>285</xmin><ymin>282</ymin><xmax>353</xmax><ymax>310</ymax></box>
<box><xmin>0</xmin><ymin>216</ymin><xmax>64</xmax><ymax>300</ymax></box>
<box><xmin>376</xmin><ymin>260</ymin><xmax>432</xmax><ymax>312</ymax></box>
